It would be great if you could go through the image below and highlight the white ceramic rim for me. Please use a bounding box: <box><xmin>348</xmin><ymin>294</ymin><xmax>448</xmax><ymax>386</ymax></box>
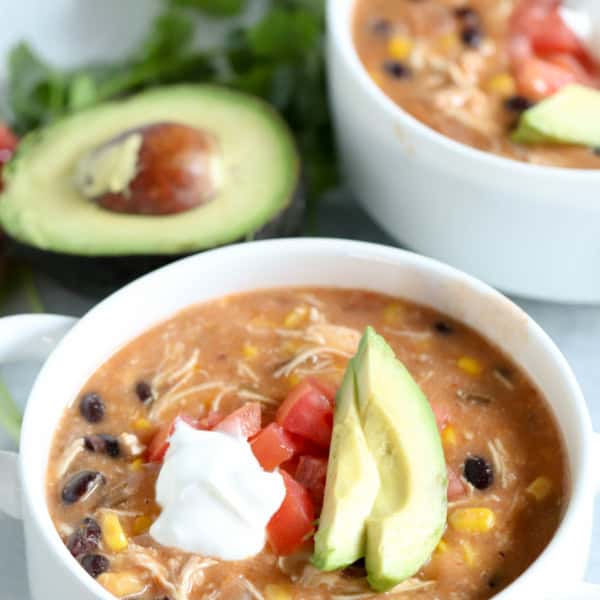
<box><xmin>17</xmin><ymin>239</ymin><xmax>594</xmax><ymax>599</ymax></box>
<box><xmin>327</xmin><ymin>0</ymin><xmax>600</xmax><ymax>190</ymax></box>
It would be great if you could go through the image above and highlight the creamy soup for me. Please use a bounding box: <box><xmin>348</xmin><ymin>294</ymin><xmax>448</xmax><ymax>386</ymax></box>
<box><xmin>353</xmin><ymin>0</ymin><xmax>600</xmax><ymax>169</ymax></box>
<box><xmin>47</xmin><ymin>288</ymin><xmax>568</xmax><ymax>599</ymax></box>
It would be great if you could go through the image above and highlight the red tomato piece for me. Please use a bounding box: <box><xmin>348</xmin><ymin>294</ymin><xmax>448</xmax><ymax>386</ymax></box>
<box><xmin>447</xmin><ymin>465</ymin><xmax>467</xmax><ymax>501</ymax></box>
<box><xmin>267</xmin><ymin>471</ymin><xmax>315</xmax><ymax>556</ymax></box>
<box><xmin>213</xmin><ymin>402</ymin><xmax>262</xmax><ymax>439</ymax></box>
<box><xmin>251</xmin><ymin>423</ymin><xmax>296</xmax><ymax>471</ymax></box>
<box><xmin>276</xmin><ymin>379</ymin><xmax>333</xmax><ymax>448</ymax></box>
<box><xmin>146</xmin><ymin>415</ymin><xmax>199</xmax><ymax>463</ymax></box>
<box><xmin>0</xmin><ymin>124</ymin><xmax>18</xmax><ymax>155</ymax></box>
<box><xmin>515</xmin><ymin>56</ymin><xmax>579</xmax><ymax>99</ymax></box>
<box><xmin>295</xmin><ymin>455</ymin><xmax>328</xmax><ymax>510</ymax></box>
<box><xmin>306</xmin><ymin>377</ymin><xmax>337</xmax><ymax>405</ymax></box>
<box><xmin>197</xmin><ymin>411</ymin><xmax>224</xmax><ymax>430</ymax></box>
<box><xmin>531</xmin><ymin>10</ymin><xmax>587</xmax><ymax>58</ymax></box>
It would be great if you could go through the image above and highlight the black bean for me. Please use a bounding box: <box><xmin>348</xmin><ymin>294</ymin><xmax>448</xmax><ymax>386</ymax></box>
<box><xmin>62</xmin><ymin>471</ymin><xmax>106</xmax><ymax>505</ymax></box>
<box><xmin>66</xmin><ymin>517</ymin><xmax>101</xmax><ymax>558</ymax></box>
<box><xmin>135</xmin><ymin>381</ymin><xmax>154</xmax><ymax>404</ymax></box>
<box><xmin>461</xmin><ymin>26</ymin><xmax>482</xmax><ymax>48</ymax></box>
<box><xmin>455</xmin><ymin>7</ymin><xmax>480</xmax><ymax>25</ymax></box>
<box><xmin>383</xmin><ymin>60</ymin><xmax>411</xmax><ymax>79</ymax></box>
<box><xmin>464</xmin><ymin>456</ymin><xmax>494</xmax><ymax>489</ymax></box>
<box><xmin>342</xmin><ymin>558</ymin><xmax>366</xmax><ymax>579</ymax></box>
<box><xmin>84</xmin><ymin>434</ymin><xmax>121</xmax><ymax>458</ymax></box>
<box><xmin>79</xmin><ymin>392</ymin><xmax>105</xmax><ymax>423</ymax></box>
<box><xmin>371</xmin><ymin>18</ymin><xmax>392</xmax><ymax>36</ymax></box>
<box><xmin>434</xmin><ymin>321</ymin><xmax>454</xmax><ymax>335</ymax></box>
<box><xmin>504</xmin><ymin>95</ymin><xmax>534</xmax><ymax>113</ymax></box>
<box><xmin>80</xmin><ymin>554</ymin><xmax>110</xmax><ymax>579</ymax></box>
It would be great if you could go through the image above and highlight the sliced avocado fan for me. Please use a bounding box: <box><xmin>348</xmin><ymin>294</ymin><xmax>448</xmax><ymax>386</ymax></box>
<box><xmin>512</xmin><ymin>84</ymin><xmax>600</xmax><ymax>147</ymax></box>
<box><xmin>312</xmin><ymin>327</ymin><xmax>447</xmax><ymax>592</ymax></box>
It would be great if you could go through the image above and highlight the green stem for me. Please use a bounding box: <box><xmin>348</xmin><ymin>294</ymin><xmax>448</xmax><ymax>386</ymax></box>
<box><xmin>0</xmin><ymin>376</ymin><xmax>21</xmax><ymax>443</ymax></box>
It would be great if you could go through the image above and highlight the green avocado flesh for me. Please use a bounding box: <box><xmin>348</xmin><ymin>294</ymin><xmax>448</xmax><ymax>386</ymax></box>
<box><xmin>512</xmin><ymin>84</ymin><xmax>600</xmax><ymax>147</ymax></box>
<box><xmin>0</xmin><ymin>85</ymin><xmax>300</xmax><ymax>256</ymax></box>
<box><xmin>313</xmin><ymin>327</ymin><xmax>447</xmax><ymax>591</ymax></box>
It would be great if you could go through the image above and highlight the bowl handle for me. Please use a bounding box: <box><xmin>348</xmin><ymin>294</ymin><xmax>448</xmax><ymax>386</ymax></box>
<box><xmin>0</xmin><ymin>314</ymin><xmax>77</xmax><ymax>518</ymax></box>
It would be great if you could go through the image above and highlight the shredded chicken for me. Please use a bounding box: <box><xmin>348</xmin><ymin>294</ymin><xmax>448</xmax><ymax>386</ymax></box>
<box><xmin>150</xmin><ymin>381</ymin><xmax>228</xmax><ymax>419</ymax></box>
<box><xmin>237</xmin><ymin>389</ymin><xmax>278</xmax><ymax>405</ymax></box>
<box><xmin>175</xmin><ymin>557</ymin><xmax>217</xmax><ymax>600</ymax></box>
<box><xmin>237</xmin><ymin>361</ymin><xmax>260</xmax><ymax>384</ymax></box>
<box><xmin>487</xmin><ymin>438</ymin><xmax>510</xmax><ymax>489</ymax></box>
<box><xmin>118</xmin><ymin>432</ymin><xmax>145</xmax><ymax>458</ymax></box>
<box><xmin>274</xmin><ymin>347</ymin><xmax>353</xmax><ymax>379</ymax></box>
<box><xmin>56</xmin><ymin>438</ymin><xmax>84</xmax><ymax>478</ymax></box>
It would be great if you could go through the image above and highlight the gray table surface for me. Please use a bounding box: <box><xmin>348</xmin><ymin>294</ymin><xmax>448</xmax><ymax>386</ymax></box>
<box><xmin>1</xmin><ymin>192</ymin><xmax>599</xmax><ymax>598</ymax></box>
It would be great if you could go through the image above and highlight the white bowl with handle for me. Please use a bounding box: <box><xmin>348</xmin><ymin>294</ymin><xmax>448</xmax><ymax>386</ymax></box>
<box><xmin>0</xmin><ymin>238</ymin><xmax>597</xmax><ymax>599</ymax></box>
<box><xmin>326</xmin><ymin>0</ymin><xmax>600</xmax><ymax>304</ymax></box>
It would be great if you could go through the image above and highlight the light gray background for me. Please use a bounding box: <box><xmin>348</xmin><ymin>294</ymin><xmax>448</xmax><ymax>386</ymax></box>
<box><xmin>0</xmin><ymin>192</ymin><xmax>599</xmax><ymax>598</ymax></box>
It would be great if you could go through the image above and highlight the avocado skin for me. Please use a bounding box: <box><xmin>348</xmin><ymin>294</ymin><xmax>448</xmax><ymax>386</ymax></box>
<box><xmin>6</xmin><ymin>181</ymin><xmax>304</xmax><ymax>298</ymax></box>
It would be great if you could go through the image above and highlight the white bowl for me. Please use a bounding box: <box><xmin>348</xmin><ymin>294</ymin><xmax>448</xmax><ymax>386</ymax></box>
<box><xmin>326</xmin><ymin>0</ymin><xmax>600</xmax><ymax>304</ymax></box>
<box><xmin>0</xmin><ymin>238</ymin><xmax>598</xmax><ymax>599</ymax></box>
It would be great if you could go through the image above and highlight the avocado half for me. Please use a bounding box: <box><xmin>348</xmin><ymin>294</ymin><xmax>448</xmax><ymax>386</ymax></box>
<box><xmin>0</xmin><ymin>85</ymin><xmax>303</xmax><ymax>295</ymax></box>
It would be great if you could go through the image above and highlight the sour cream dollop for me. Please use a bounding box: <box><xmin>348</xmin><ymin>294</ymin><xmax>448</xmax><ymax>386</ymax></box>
<box><xmin>150</xmin><ymin>421</ymin><xmax>286</xmax><ymax>560</ymax></box>
<box><xmin>560</xmin><ymin>0</ymin><xmax>600</xmax><ymax>62</ymax></box>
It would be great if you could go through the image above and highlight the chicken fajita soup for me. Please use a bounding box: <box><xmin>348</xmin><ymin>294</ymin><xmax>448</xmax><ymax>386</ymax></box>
<box><xmin>47</xmin><ymin>288</ymin><xmax>568</xmax><ymax>600</ymax></box>
<box><xmin>353</xmin><ymin>0</ymin><xmax>600</xmax><ymax>168</ymax></box>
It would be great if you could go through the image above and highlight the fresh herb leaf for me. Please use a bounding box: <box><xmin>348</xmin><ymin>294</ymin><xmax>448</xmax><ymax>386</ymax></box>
<box><xmin>170</xmin><ymin>0</ymin><xmax>247</xmax><ymax>16</ymax></box>
<box><xmin>0</xmin><ymin>376</ymin><xmax>21</xmax><ymax>442</ymax></box>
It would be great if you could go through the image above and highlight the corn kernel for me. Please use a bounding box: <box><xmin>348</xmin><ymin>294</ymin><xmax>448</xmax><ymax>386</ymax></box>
<box><xmin>437</xmin><ymin>32</ymin><xmax>460</xmax><ymax>54</ymax></box>
<box><xmin>449</xmin><ymin>507</ymin><xmax>496</xmax><ymax>533</ymax></box>
<box><xmin>442</xmin><ymin>425</ymin><xmax>457</xmax><ymax>446</ymax></box>
<box><xmin>97</xmin><ymin>572</ymin><xmax>146</xmax><ymax>598</ymax></box>
<box><xmin>486</xmin><ymin>73</ymin><xmax>516</xmax><ymax>96</ymax></box>
<box><xmin>526</xmin><ymin>476</ymin><xmax>553</xmax><ymax>501</ymax></box>
<box><xmin>288</xmin><ymin>373</ymin><xmax>301</xmax><ymax>387</ymax></box>
<box><xmin>264</xmin><ymin>584</ymin><xmax>292</xmax><ymax>600</ymax></box>
<box><xmin>435</xmin><ymin>539</ymin><xmax>449</xmax><ymax>554</ymax></box>
<box><xmin>101</xmin><ymin>513</ymin><xmax>128</xmax><ymax>552</ymax></box>
<box><xmin>243</xmin><ymin>343</ymin><xmax>258</xmax><ymax>360</ymax></box>
<box><xmin>133</xmin><ymin>418</ymin><xmax>152</xmax><ymax>432</ymax></box>
<box><xmin>132</xmin><ymin>515</ymin><xmax>153</xmax><ymax>536</ymax></box>
<box><xmin>383</xmin><ymin>302</ymin><xmax>404</xmax><ymax>324</ymax></box>
<box><xmin>388</xmin><ymin>35</ymin><xmax>413</xmax><ymax>61</ymax></box>
<box><xmin>284</xmin><ymin>306</ymin><xmax>308</xmax><ymax>328</ymax></box>
<box><xmin>457</xmin><ymin>356</ymin><xmax>483</xmax><ymax>376</ymax></box>
<box><xmin>128</xmin><ymin>458</ymin><xmax>143</xmax><ymax>472</ymax></box>
<box><xmin>461</xmin><ymin>540</ymin><xmax>476</xmax><ymax>566</ymax></box>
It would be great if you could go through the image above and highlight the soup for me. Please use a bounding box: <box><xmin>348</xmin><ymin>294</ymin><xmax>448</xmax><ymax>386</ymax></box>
<box><xmin>353</xmin><ymin>0</ymin><xmax>600</xmax><ymax>169</ymax></box>
<box><xmin>47</xmin><ymin>288</ymin><xmax>568</xmax><ymax>599</ymax></box>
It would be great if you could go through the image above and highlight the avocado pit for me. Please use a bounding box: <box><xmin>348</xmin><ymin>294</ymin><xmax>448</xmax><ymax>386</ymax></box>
<box><xmin>75</xmin><ymin>122</ymin><xmax>222</xmax><ymax>216</ymax></box>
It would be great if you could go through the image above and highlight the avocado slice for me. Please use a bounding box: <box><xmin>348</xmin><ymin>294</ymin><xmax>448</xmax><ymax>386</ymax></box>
<box><xmin>312</xmin><ymin>327</ymin><xmax>447</xmax><ymax>591</ymax></box>
<box><xmin>512</xmin><ymin>84</ymin><xmax>600</xmax><ymax>147</ymax></box>
<box><xmin>312</xmin><ymin>360</ymin><xmax>379</xmax><ymax>571</ymax></box>
<box><xmin>0</xmin><ymin>85</ymin><xmax>302</xmax><ymax>258</ymax></box>
<box><xmin>356</xmin><ymin>328</ymin><xmax>446</xmax><ymax>591</ymax></box>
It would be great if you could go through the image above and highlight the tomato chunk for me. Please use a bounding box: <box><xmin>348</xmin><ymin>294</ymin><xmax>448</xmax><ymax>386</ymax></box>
<box><xmin>197</xmin><ymin>411</ymin><xmax>224</xmax><ymax>430</ymax></box>
<box><xmin>295</xmin><ymin>455</ymin><xmax>328</xmax><ymax>510</ymax></box>
<box><xmin>213</xmin><ymin>402</ymin><xmax>262</xmax><ymax>439</ymax></box>
<box><xmin>251</xmin><ymin>423</ymin><xmax>296</xmax><ymax>471</ymax></box>
<box><xmin>0</xmin><ymin>123</ymin><xmax>18</xmax><ymax>191</ymax></box>
<box><xmin>276</xmin><ymin>379</ymin><xmax>333</xmax><ymax>448</ymax></box>
<box><xmin>146</xmin><ymin>415</ymin><xmax>199</xmax><ymax>463</ymax></box>
<box><xmin>447</xmin><ymin>465</ymin><xmax>467</xmax><ymax>501</ymax></box>
<box><xmin>267</xmin><ymin>471</ymin><xmax>315</xmax><ymax>555</ymax></box>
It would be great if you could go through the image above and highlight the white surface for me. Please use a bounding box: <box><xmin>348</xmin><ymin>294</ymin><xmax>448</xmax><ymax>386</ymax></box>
<box><xmin>327</xmin><ymin>0</ymin><xmax>600</xmax><ymax>303</ymax></box>
<box><xmin>1</xmin><ymin>238</ymin><xmax>599</xmax><ymax>599</ymax></box>
<box><xmin>151</xmin><ymin>422</ymin><xmax>285</xmax><ymax>560</ymax></box>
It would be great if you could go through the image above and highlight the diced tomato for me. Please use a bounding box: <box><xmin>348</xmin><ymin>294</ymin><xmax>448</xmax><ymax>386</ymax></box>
<box><xmin>276</xmin><ymin>379</ymin><xmax>333</xmax><ymax>448</ymax></box>
<box><xmin>0</xmin><ymin>124</ymin><xmax>18</xmax><ymax>192</ymax></box>
<box><xmin>146</xmin><ymin>414</ymin><xmax>199</xmax><ymax>463</ymax></box>
<box><xmin>515</xmin><ymin>56</ymin><xmax>579</xmax><ymax>100</ymax></box>
<box><xmin>295</xmin><ymin>455</ymin><xmax>328</xmax><ymax>510</ymax></box>
<box><xmin>280</xmin><ymin>456</ymin><xmax>301</xmax><ymax>477</ymax></box>
<box><xmin>267</xmin><ymin>471</ymin><xmax>315</xmax><ymax>556</ymax></box>
<box><xmin>306</xmin><ymin>377</ymin><xmax>337</xmax><ymax>406</ymax></box>
<box><xmin>531</xmin><ymin>10</ymin><xmax>587</xmax><ymax>58</ymax></box>
<box><xmin>251</xmin><ymin>423</ymin><xmax>296</xmax><ymax>471</ymax></box>
<box><xmin>447</xmin><ymin>465</ymin><xmax>467</xmax><ymax>501</ymax></box>
<box><xmin>213</xmin><ymin>402</ymin><xmax>262</xmax><ymax>439</ymax></box>
<box><xmin>197</xmin><ymin>411</ymin><xmax>224</xmax><ymax>430</ymax></box>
